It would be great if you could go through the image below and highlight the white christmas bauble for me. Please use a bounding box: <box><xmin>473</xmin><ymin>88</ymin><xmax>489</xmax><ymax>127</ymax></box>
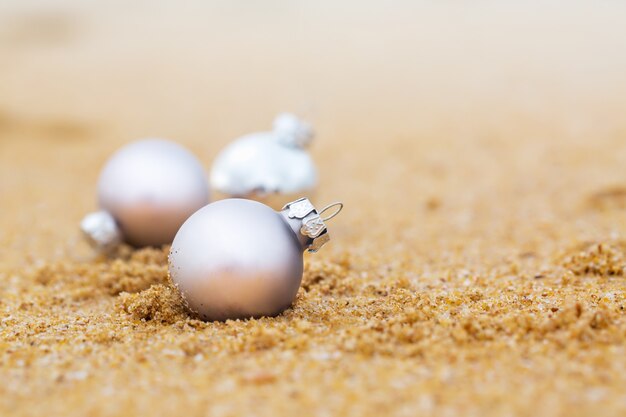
<box><xmin>169</xmin><ymin>197</ymin><xmax>339</xmax><ymax>321</ymax></box>
<box><xmin>210</xmin><ymin>114</ymin><xmax>317</xmax><ymax>208</ymax></box>
<box><xmin>83</xmin><ymin>138</ymin><xmax>209</xmax><ymax>248</ymax></box>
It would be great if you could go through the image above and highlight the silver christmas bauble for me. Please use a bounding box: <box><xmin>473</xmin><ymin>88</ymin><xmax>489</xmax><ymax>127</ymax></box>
<box><xmin>82</xmin><ymin>139</ymin><xmax>209</xmax><ymax>249</ymax></box>
<box><xmin>210</xmin><ymin>114</ymin><xmax>318</xmax><ymax>209</ymax></box>
<box><xmin>169</xmin><ymin>197</ymin><xmax>341</xmax><ymax>321</ymax></box>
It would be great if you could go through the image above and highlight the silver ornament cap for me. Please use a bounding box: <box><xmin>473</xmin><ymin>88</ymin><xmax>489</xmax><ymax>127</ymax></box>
<box><xmin>272</xmin><ymin>113</ymin><xmax>314</xmax><ymax>148</ymax></box>
<box><xmin>279</xmin><ymin>197</ymin><xmax>343</xmax><ymax>253</ymax></box>
<box><xmin>80</xmin><ymin>210</ymin><xmax>123</xmax><ymax>252</ymax></box>
<box><xmin>169</xmin><ymin>197</ymin><xmax>342</xmax><ymax>321</ymax></box>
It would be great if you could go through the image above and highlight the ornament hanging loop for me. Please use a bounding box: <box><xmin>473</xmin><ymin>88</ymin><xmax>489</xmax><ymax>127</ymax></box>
<box><xmin>319</xmin><ymin>202</ymin><xmax>343</xmax><ymax>222</ymax></box>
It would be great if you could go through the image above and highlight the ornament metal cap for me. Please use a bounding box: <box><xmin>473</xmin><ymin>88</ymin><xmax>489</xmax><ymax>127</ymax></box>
<box><xmin>272</xmin><ymin>113</ymin><xmax>314</xmax><ymax>148</ymax></box>
<box><xmin>281</xmin><ymin>198</ymin><xmax>343</xmax><ymax>253</ymax></box>
<box><xmin>80</xmin><ymin>210</ymin><xmax>123</xmax><ymax>252</ymax></box>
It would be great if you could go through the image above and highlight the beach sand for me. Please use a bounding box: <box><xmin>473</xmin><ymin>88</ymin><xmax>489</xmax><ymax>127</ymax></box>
<box><xmin>2</xmin><ymin>1</ymin><xmax>626</xmax><ymax>416</ymax></box>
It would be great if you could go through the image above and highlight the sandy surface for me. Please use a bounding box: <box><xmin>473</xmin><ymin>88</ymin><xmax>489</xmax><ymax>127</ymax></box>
<box><xmin>3</xmin><ymin>1</ymin><xmax>626</xmax><ymax>416</ymax></box>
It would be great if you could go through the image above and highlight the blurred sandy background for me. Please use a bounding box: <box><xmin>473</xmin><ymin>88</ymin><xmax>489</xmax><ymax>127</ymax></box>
<box><xmin>3</xmin><ymin>1</ymin><xmax>626</xmax><ymax>416</ymax></box>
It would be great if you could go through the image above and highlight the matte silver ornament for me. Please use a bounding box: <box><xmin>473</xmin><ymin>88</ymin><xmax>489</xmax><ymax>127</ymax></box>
<box><xmin>81</xmin><ymin>139</ymin><xmax>210</xmax><ymax>250</ymax></box>
<box><xmin>169</xmin><ymin>197</ymin><xmax>342</xmax><ymax>321</ymax></box>
<box><xmin>210</xmin><ymin>113</ymin><xmax>318</xmax><ymax>208</ymax></box>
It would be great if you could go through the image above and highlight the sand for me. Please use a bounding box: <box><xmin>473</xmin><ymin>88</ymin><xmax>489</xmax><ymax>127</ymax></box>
<box><xmin>2</xmin><ymin>1</ymin><xmax>626</xmax><ymax>416</ymax></box>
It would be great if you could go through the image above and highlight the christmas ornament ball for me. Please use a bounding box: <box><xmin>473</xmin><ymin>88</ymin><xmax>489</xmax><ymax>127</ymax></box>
<box><xmin>209</xmin><ymin>113</ymin><xmax>317</xmax><ymax>209</ymax></box>
<box><xmin>169</xmin><ymin>199</ymin><xmax>304</xmax><ymax>321</ymax></box>
<box><xmin>95</xmin><ymin>138</ymin><xmax>209</xmax><ymax>247</ymax></box>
